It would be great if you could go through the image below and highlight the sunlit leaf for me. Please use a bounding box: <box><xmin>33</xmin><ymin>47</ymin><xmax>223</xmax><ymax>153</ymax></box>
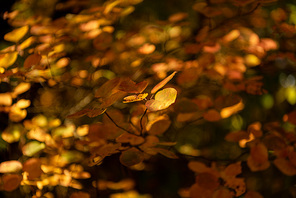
<box><xmin>123</xmin><ymin>93</ymin><xmax>148</xmax><ymax>103</ymax></box>
<box><xmin>220</xmin><ymin>100</ymin><xmax>244</xmax><ymax>118</ymax></box>
<box><xmin>1</xmin><ymin>124</ymin><xmax>23</xmax><ymax>143</ymax></box>
<box><xmin>151</xmin><ymin>71</ymin><xmax>177</xmax><ymax>94</ymax></box>
<box><xmin>120</xmin><ymin>148</ymin><xmax>144</xmax><ymax>167</ymax></box>
<box><xmin>2</xmin><ymin>174</ymin><xmax>22</xmax><ymax>191</ymax></box>
<box><xmin>4</xmin><ymin>25</ymin><xmax>29</xmax><ymax>43</ymax></box>
<box><xmin>0</xmin><ymin>93</ymin><xmax>12</xmax><ymax>106</ymax></box>
<box><xmin>12</xmin><ymin>82</ymin><xmax>31</xmax><ymax>98</ymax></box>
<box><xmin>138</xmin><ymin>43</ymin><xmax>155</xmax><ymax>54</ymax></box>
<box><xmin>15</xmin><ymin>99</ymin><xmax>31</xmax><ymax>109</ymax></box>
<box><xmin>9</xmin><ymin>106</ymin><xmax>27</xmax><ymax>122</ymax></box>
<box><xmin>0</xmin><ymin>52</ymin><xmax>18</xmax><ymax>68</ymax></box>
<box><xmin>22</xmin><ymin>141</ymin><xmax>46</xmax><ymax>156</ymax></box>
<box><xmin>0</xmin><ymin>161</ymin><xmax>22</xmax><ymax>173</ymax></box>
<box><xmin>24</xmin><ymin>54</ymin><xmax>42</xmax><ymax>69</ymax></box>
<box><xmin>145</xmin><ymin>88</ymin><xmax>177</xmax><ymax>111</ymax></box>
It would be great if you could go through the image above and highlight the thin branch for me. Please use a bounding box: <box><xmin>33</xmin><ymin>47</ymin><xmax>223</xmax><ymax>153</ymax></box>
<box><xmin>140</xmin><ymin>108</ymin><xmax>147</xmax><ymax>135</ymax></box>
<box><xmin>105</xmin><ymin>111</ymin><xmax>138</xmax><ymax>136</ymax></box>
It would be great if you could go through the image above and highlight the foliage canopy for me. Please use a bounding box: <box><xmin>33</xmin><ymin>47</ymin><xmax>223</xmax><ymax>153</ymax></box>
<box><xmin>1</xmin><ymin>0</ymin><xmax>296</xmax><ymax>197</ymax></box>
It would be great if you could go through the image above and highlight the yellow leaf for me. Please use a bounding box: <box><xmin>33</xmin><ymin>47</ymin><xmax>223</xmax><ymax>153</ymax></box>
<box><xmin>0</xmin><ymin>93</ymin><xmax>12</xmax><ymax>106</ymax></box>
<box><xmin>4</xmin><ymin>25</ymin><xmax>29</xmax><ymax>43</ymax></box>
<box><xmin>15</xmin><ymin>99</ymin><xmax>31</xmax><ymax>109</ymax></box>
<box><xmin>0</xmin><ymin>160</ymin><xmax>22</xmax><ymax>173</ymax></box>
<box><xmin>0</xmin><ymin>52</ymin><xmax>18</xmax><ymax>68</ymax></box>
<box><xmin>145</xmin><ymin>88</ymin><xmax>177</xmax><ymax>111</ymax></box>
<box><xmin>123</xmin><ymin>93</ymin><xmax>148</xmax><ymax>103</ymax></box>
<box><xmin>12</xmin><ymin>82</ymin><xmax>31</xmax><ymax>98</ymax></box>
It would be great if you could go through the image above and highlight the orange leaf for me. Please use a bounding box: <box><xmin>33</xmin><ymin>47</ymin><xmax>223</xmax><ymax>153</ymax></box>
<box><xmin>195</xmin><ymin>172</ymin><xmax>220</xmax><ymax>191</ymax></box>
<box><xmin>212</xmin><ymin>188</ymin><xmax>233</xmax><ymax>198</ymax></box>
<box><xmin>120</xmin><ymin>148</ymin><xmax>144</xmax><ymax>167</ymax></box>
<box><xmin>151</xmin><ymin>71</ymin><xmax>176</xmax><ymax>94</ymax></box>
<box><xmin>224</xmin><ymin>131</ymin><xmax>249</xmax><ymax>142</ymax></box>
<box><xmin>70</xmin><ymin>191</ymin><xmax>90</xmax><ymax>198</ymax></box>
<box><xmin>24</xmin><ymin>54</ymin><xmax>42</xmax><ymax>69</ymax></box>
<box><xmin>247</xmin><ymin>143</ymin><xmax>270</xmax><ymax>171</ymax></box>
<box><xmin>94</xmin><ymin>78</ymin><xmax>121</xmax><ymax>98</ymax></box>
<box><xmin>2</xmin><ymin>174</ymin><xmax>22</xmax><ymax>191</ymax></box>
<box><xmin>223</xmin><ymin>162</ymin><xmax>242</xmax><ymax>178</ymax></box>
<box><xmin>203</xmin><ymin>109</ymin><xmax>221</xmax><ymax>122</ymax></box>
<box><xmin>274</xmin><ymin>158</ymin><xmax>296</xmax><ymax>176</ymax></box>
<box><xmin>67</xmin><ymin>108</ymin><xmax>92</xmax><ymax>118</ymax></box>
<box><xmin>152</xmin><ymin>147</ymin><xmax>178</xmax><ymax>159</ymax></box>
<box><xmin>188</xmin><ymin>161</ymin><xmax>212</xmax><ymax>173</ymax></box>
<box><xmin>23</xmin><ymin>158</ymin><xmax>43</xmax><ymax>180</ymax></box>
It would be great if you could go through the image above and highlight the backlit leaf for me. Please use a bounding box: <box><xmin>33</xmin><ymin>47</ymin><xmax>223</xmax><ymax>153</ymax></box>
<box><xmin>0</xmin><ymin>93</ymin><xmax>12</xmax><ymax>106</ymax></box>
<box><xmin>145</xmin><ymin>88</ymin><xmax>177</xmax><ymax>111</ymax></box>
<box><xmin>0</xmin><ymin>52</ymin><xmax>18</xmax><ymax>68</ymax></box>
<box><xmin>22</xmin><ymin>141</ymin><xmax>45</xmax><ymax>156</ymax></box>
<box><xmin>123</xmin><ymin>93</ymin><xmax>148</xmax><ymax>103</ymax></box>
<box><xmin>195</xmin><ymin>172</ymin><xmax>219</xmax><ymax>190</ymax></box>
<box><xmin>4</xmin><ymin>25</ymin><xmax>29</xmax><ymax>43</ymax></box>
<box><xmin>151</xmin><ymin>71</ymin><xmax>176</xmax><ymax>94</ymax></box>
<box><xmin>12</xmin><ymin>82</ymin><xmax>31</xmax><ymax>98</ymax></box>
<box><xmin>146</xmin><ymin>116</ymin><xmax>171</xmax><ymax>135</ymax></box>
<box><xmin>0</xmin><ymin>161</ymin><xmax>22</xmax><ymax>173</ymax></box>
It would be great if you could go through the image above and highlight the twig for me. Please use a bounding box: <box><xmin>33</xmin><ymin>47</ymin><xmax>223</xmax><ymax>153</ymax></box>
<box><xmin>140</xmin><ymin>108</ymin><xmax>147</xmax><ymax>135</ymax></box>
<box><xmin>105</xmin><ymin>111</ymin><xmax>138</xmax><ymax>136</ymax></box>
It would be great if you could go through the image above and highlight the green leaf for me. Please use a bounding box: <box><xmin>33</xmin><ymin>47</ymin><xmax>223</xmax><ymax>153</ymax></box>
<box><xmin>145</xmin><ymin>88</ymin><xmax>177</xmax><ymax>111</ymax></box>
<box><xmin>22</xmin><ymin>141</ymin><xmax>45</xmax><ymax>156</ymax></box>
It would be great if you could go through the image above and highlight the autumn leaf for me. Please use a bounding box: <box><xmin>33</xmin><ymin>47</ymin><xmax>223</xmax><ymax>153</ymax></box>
<box><xmin>123</xmin><ymin>93</ymin><xmax>148</xmax><ymax>103</ymax></box>
<box><xmin>4</xmin><ymin>25</ymin><xmax>29</xmax><ymax>43</ymax></box>
<box><xmin>120</xmin><ymin>148</ymin><xmax>144</xmax><ymax>167</ymax></box>
<box><xmin>0</xmin><ymin>161</ymin><xmax>22</xmax><ymax>173</ymax></box>
<box><xmin>145</xmin><ymin>88</ymin><xmax>177</xmax><ymax>111</ymax></box>
<box><xmin>151</xmin><ymin>71</ymin><xmax>176</xmax><ymax>94</ymax></box>
<box><xmin>23</xmin><ymin>158</ymin><xmax>43</xmax><ymax>180</ymax></box>
<box><xmin>22</xmin><ymin>141</ymin><xmax>46</xmax><ymax>156</ymax></box>
<box><xmin>24</xmin><ymin>54</ymin><xmax>42</xmax><ymax>69</ymax></box>
<box><xmin>0</xmin><ymin>52</ymin><xmax>18</xmax><ymax>68</ymax></box>
<box><xmin>2</xmin><ymin>174</ymin><xmax>22</xmax><ymax>191</ymax></box>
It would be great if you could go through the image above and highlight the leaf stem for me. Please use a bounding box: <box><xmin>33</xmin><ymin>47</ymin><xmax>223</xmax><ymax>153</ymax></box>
<box><xmin>140</xmin><ymin>108</ymin><xmax>147</xmax><ymax>135</ymax></box>
<box><xmin>105</xmin><ymin>111</ymin><xmax>137</xmax><ymax>136</ymax></box>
